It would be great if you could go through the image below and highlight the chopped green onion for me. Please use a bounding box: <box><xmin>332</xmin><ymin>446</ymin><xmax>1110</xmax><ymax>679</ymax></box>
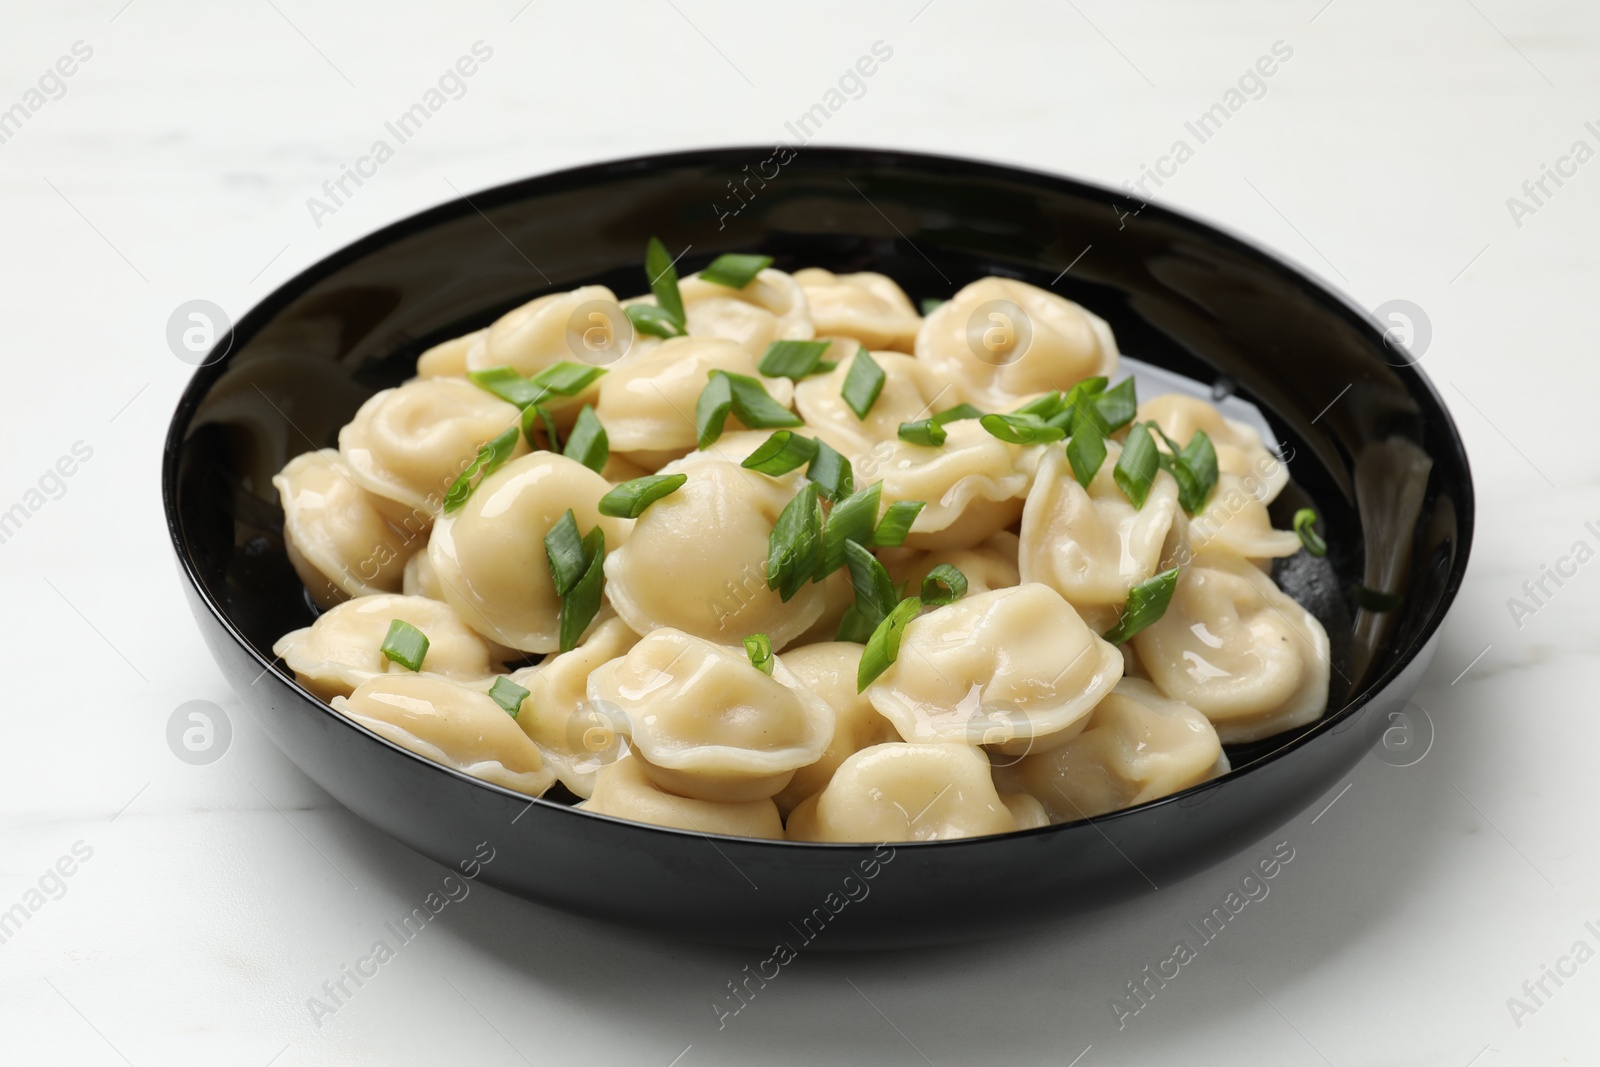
<box><xmin>563</xmin><ymin>406</ymin><xmax>609</xmax><ymax>473</ymax></box>
<box><xmin>558</xmin><ymin>527</ymin><xmax>606</xmax><ymax>652</ymax></box>
<box><xmin>920</xmin><ymin>564</ymin><xmax>967</xmax><ymax>606</ymax></box>
<box><xmin>834</xmin><ymin>603</ymin><xmax>875</xmax><ymax>644</ymax></box>
<box><xmin>467</xmin><ymin>367</ymin><xmax>543</xmax><ymax>407</ymax></box>
<box><xmin>980</xmin><ymin>412</ymin><xmax>1066</xmax><ymax>444</ymax></box>
<box><xmin>521</xmin><ymin>401</ymin><xmax>561</xmax><ymax>451</ymax></box>
<box><xmin>695</xmin><ymin>371</ymin><xmax>803</xmax><ymax>449</ymax></box>
<box><xmin>1012</xmin><ymin>391</ymin><xmax>1065</xmax><ymax>419</ymax></box>
<box><xmin>533</xmin><ymin>361</ymin><xmax>606</xmax><ymax>397</ymax></box>
<box><xmin>934</xmin><ymin>403</ymin><xmax>984</xmax><ymax>425</ymax></box>
<box><xmin>1066</xmin><ymin>418</ymin><xmax>1107</xmax><ymax>487</ymax></box>
<box><xmin>488</xmin><ymin>676</ymin><xmax>530</xmax><ymax>719</ymax></box>
<box><xmin>1114</xmin><ymin>423</ymin><xmax>1161</xmax><ymax>509</ymax></box>
<box><xmin>870</xmin><ymin>499</ymin><xmax>925</xmax><ymax>547</ymax></box>
<box><xmin>1151</xmin><ymin>424</ymin><xmax>1218</xmax><ymax>514</ymax></box>
<box><xmin>701</xmin><ymin>253</ymin><xmax>773</xmax><ymax>290</ymax></box>
<box><xmin>842</xmin><ymin>540</ymin><xmax>899</xmax><ymax>627</ymax></box>
<box><xmin>819</xmin><ymin>482</ymin><xmax>882</xmax><ymax>577</ymax></box>
<box><xmin>1352</xmin><ymin>583</ymin><xmax>1402</xmax><ymax>612</ymax></box>
<box><xmin>442</xmin><ymin>426</ymin><xmax>520</xmax><ymax>512</ymax></box>
<box><xmin>919</xmin><ymin>297</ymin><xmax>945</xmax><ymax>315</ymax></box>
<box><xmin>841</xmin><ymin>347</ymin><xmax>887</xmax><ymax>420</ymax></box>
<box><xmin>469</xmin><ymin>362</ymin><xmax>605</xmax><ymax>409</ymax></box>
<box><xmin>1094</xmin><ymin>377</ymin><xmax>1138</xmax><ymax>431</ymax></box>
<box><xmin>1102</xmin><ymin>567</ymin><xmax>1180</xmax><ymax>645</ymax></box>
<box><xmin>626</xmin><ymin>303</ymin><xmax>684</xmax><ymax>339</ymax></box>
<box><xmin>380</xmin><ymin>619</ymin><xmax>430</xmax><ymax>672</ymax></box>
<box><xmin>857</xmin><ymin>597</ymin><xmax>923</xmax><ymax>691</ymax></box>
<box><xmin>598</xmin><ymin>473</ymin><xmax>687</xmax><ymax>518</ymax></box>
<box><xmin>1056</xmin><ymin>379</ymin><xmax>1113</xmax><ymax>436</ymax></box>
<box><xmin>898</xmin><ymin>419</ymin><xmax>946</xmax><ymax>446</ymax></box>
<box><xmin>695</xmin><ymin>372</ymin><xmax>735</xmax><ymax>448</ymax></box>
<box><xmin>767</xmin><ymin>482</ymin><xmax>824</xmax><ymax>602</ymax></box>
<box><xmin>757</xmin><ymin>339</ymin><xmax>833</xmax><ymax>380</ymax></box>
<box><xmin>805</xmin><ymin>439</ymin><xmax>854</xmax><ymax>503</ymax></box>
<box><xmin>1294</xmin><ymin>507</ymin><xmax>1327</xmax><ymax>557</ymax></box>
<box><xmin>743</xmin><ymin>633</ymin><xmax>775</xmax><ymax>675</ymax></box>
<box><xmin>645</xmin><ymin>237</ymin><xmax>686</xmax><ymax>331</ymax></box>
<box><xmin>543</xmin><ymin>509</ymin><xmax>589</xmax><ymax>595</ymax></box>
<box><xmin>741</xmin><ymin>430</ymin><xmax>819</xmax><ymax>475</ymax></box>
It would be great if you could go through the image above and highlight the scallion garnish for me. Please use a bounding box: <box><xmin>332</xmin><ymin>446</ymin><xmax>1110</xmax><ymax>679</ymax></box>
<box><xmin>696</xmin><ymin>371</ymin><xmax>803</xmax><ymax>448</ymax></box>
<box><xmin>1065</xmin><ymin>418</ymin><xmax>1107</xmax><ymax>487</ymax></box>
<box><xmin>741</xmin><ymin>430</ymin><xmax>819</xmax><ymax>475</ymax></box>
<box><xmin>897</xmin><ymin>419</ymin><xmax>946</xmax><ymax>447</ymax></box>
<box><xmin>980</xmin><ymin>412</ymin><xmax>1067</xmax><ymax>444</ymax></box>
<box><xmin>380</xmin><ymin>619</ymin><xmax>429</xmax><ymax>672</ymax></box>
<box><xmin>842</xmin><ymin>540</ymin><xmax>900</xmax><ymax>628</ymax></box>
<box><xmin>563</xmin><ymin>405</ymin><xmax>609</xmax><ymax>473</ymax></box>
<box><xmin>934</xmin><ymin>403</ymin><xmax>983</xmax><ymax>425</ymax></box>
<box><xmin>743</xmin><ymin>633</ymin><xmax>775</xmax><ymax>675</ymax></box>
<box><xmin>841</xmin><ymin>347</ymin><xmax>886</xmax><ymax>420</ymax></box>
<box><xmin>869</xmin><ymin>499</ymin><xmax>925</xmax><ymax>547</ymax></box>
<box><xmin>544</xmin><ymin>509</ymin><xmax>589</xmax><ymax>595</ymax></box>
<box><xmin>626</xmin><ymin>304</ymin><xmax>684</xmax><ymax>339</ymax></box>
<box><xmin>599</xmin><ymin>473</ymin><xmax>687</xmax><ymax>518</ymax></box>
<box><xmin>1151</xmin><ymin>424</ymin><xmax>1218</xmax><ymax>514</ymax></box>
<box><xmin>1294</xmin><ymin>507</ymin><xmax>1327</xmax><ymax>557</ymax></box>
<box><xmin>919</xmin><ymin>297</ymin><xmax>945</xmax><ymax>315</ymax></box>
<box><xmin>488</xmin><ymin>676</ymin><xmax>530</xmax><ymax>718</ymax></box>
<box><xmin>1114</xmin><ymin>423</ymin><xmax>1161</xmax><ymax>509</ymax></box>
<box><xmin>856</xmin><ymin>596</ymin><xmax>922</xmax><ymax>691</ymax></box>
<box><xmin>443</xmin><ymin>426</ymin><xmax>520</xmax><ymax>512</ymax></box>
<box><xmin>1012</xmin><ymin>391</ymin><xmax>1066</xmax><ymax>419</ymax></box>
<box><xmin>757</xmin><ymin>339</ymin><xmax>833</xmax><ymax>380</ymax></box>
<box><xmin>920</xmin><ymin>564</ymin><xmax>968</xmax><ymax>606</ymax></box>
<box><xmin>701</xmin><ymin>253</ymin><xmax>773</xmax><ymax>290</ymax></box>
<box><xmin>558</xmin><ymin>526</ymin><xmax>606</xmax><ymax>652</ymax></box>
<box><xmin>819</xmin><ymin>482</ymin><xmax>882</xmax><ymax>577</ymax></box>
<box><xmin>645</xmin><ymin>237</ymin><xmax>686</xmax><ymax>332</ymax></box>
<box><xmin>695</xmin><ymin>371</ymin><xmax>735</xmax><ymax>448</ymax></box>
<box><xmin>469</xmin><ymin>362</ymin><xmax>606</xmax><ymax>409</ymax></box>
<box><xmin>521</xmin><ymin>401</ymin><xmax>562</xmax><ymax>451</ymax></box>
<box><xmin>806</xmin><ymin>439</ymin><xmax>854</xmax><ymax>503</ymax></box>
<box><xmin>767</xmin><ymin>482</ymin><xmax>824</xmax><ymax>602</ymax></box>
<box><xmin>1093</xmin><ymin>377</ymin><xmax>1138</xmax><ymax>431</ymax></box>
<box><xmin>1101</xmin><ymin>567</ymin><xmax>1180</xmax><ymax>645</ymax></box>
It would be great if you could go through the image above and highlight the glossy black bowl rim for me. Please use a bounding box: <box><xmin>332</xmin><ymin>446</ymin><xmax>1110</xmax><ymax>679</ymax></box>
<box><xmin>161</xmin><ymin>143</ymin><xmax>1476</xmax><ymax>852</ymax></box>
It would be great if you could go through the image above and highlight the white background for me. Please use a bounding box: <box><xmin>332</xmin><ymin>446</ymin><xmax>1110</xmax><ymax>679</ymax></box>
<box><xmin>1</xmin><ymin>1</ymin><xmax>1595</xmax><ymax>1064</ymax></box>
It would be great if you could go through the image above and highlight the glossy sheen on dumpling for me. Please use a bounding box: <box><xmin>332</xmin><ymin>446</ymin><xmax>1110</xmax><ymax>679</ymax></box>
<box><xmin>1138</xmin><ymin>394</ymin><xmax>1287</xmax><ymax>504</ymax></box>
<box><xmin>677</xmin><ymin>267</ymin><xmax>815</xmax><ymax>350</ymax></box>
<box><xmin>339</xmin><ymin>377</ymin><xmax>526</xmax><ymax>518</ymax></box>
<box><xmin>1181</xmin><ymin>474</ymin><xmax>1302</xmax><ymax>560</ymax></box>
<box><xmin>866</xmin><ymin>419</ymin><xmax>1038</xmax><ymax>550</ymax></box>
<box><xmin>1018</xmin><ymin>442</ymin><xmax>1181</xmax><ymax>633</ymax></box>
<box><xmin>272</xmin><ymin>593</ymin><xmax>498</xmax><ymax>701</ymax></box>
<box><xmin>785</xmin><ymin>743</ymin><xmax>1017</xmax><ymax>842</ymax></box>
<box><xmin>914</xmin><ymin>276</ymin><xmax>1119</xmax><ymax>410</ymax></box>
<box><xmin>1132</xmin><ymin>554</ymin><xmax>1330</xmax><ymax>743</ymax></box>
<box><xmin>464</xmin><ymin>286</ymin><xmax>626</xmax><ymax>377</ymax></box>
<box><xmin>273</xmin><ymin>449</ymin><xmax>415</xmax><ymax>609</ymax></box>
<box><xmin>594</xmin><ymin>336</ymin><xmax>796</xmax><ymax>466</ymax></box>
<box><xmin>587</xmin><ymin>629</ymin><xmax>834</xmax><ymax>802</ymax></box>
<box><xmin>507</xmin><ymin>613</ymin><xmax>640</xmax><ymax>798</ymax></box>
<box><xmin>416</xmin><ymin>329</ymin><xmax>485</xmax><ymax>379</ymax></box>
<box><xmin>771</xmin><ymin>643</ymin><xmax>901</xmax><ymax>815</ymax></box>
<box><xmin>332</xmin><ymin>673</ymin><xmax>554</xmax><ymax>797</ymax></box>
<box><xmin>581</xmin><ymin>755</ymin><xmax>784</xmax><ymax>839</ymax></box>
<box><xmin>994</xmin><ymin>678</ymin><xmax>1223</xmax><ymax>822</ymax></box>
<box><xmin>865</xmin><ymin>584</ymin><xmax>1123</xmax><ymax>755</ymax></box>
<box><xmin>795</xmin><ymin>349</ymin><xmax>950</xmax><ymax>460</ymax></box>
<box><xmin>882</xmin><ymin>531</ymin><xmax>1023</xmax><ymax>601</ymax></box>
<box><xmin>604</xmin><ymin>457</ymin><xmax>823</xmax><ymax>650</ymax></box>
<box><xmin>792</xmin><ymin>268</ymin><xmax>922</xmax><ymax>352</ymax></box>
<box><xmin>427</xmin><ymin>452</ymin><xmax>631</xmax><ymax>654</ymax></box>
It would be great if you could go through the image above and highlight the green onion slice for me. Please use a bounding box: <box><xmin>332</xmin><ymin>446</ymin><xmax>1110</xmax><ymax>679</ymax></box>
<box><xmin>743</xmin><ymin>633</ymin><xmax>775</xmax><ymax>675</ymax></box>
<box><xmin>1294</xmin><ymin>507</ymin><xmax>1327</xmax><ymax>557</ymax></box>
<box><xmin>805</xmin><ymin>438</ymin><xmax>854</xmax><ymax>502</ymax></box>
<box><xmin>1102</xmin><ymin>567</ymin><xmax>1180</xmax><ymax>645</ymax></box>
<box><xmin>741</xmin><ymin>430</ymin><xmax>819</xmax><ymax>475</ymax></box>
<box><xmin>919</xmin><ymin>297</ymin><xmax>945</xmax><ymax>315</ymax></box>
<box><xmin>645</xmin><ymin>237</ymin><xmax>686</xmax><ymax>330</ymax></box>
<box><xmin>558</xmin><ymin>527</ymin><xmax>606</xmax><ymax>653</ymax></box>
<box><xmin>469</xmin><ymin>362</ymin><xmax>605</xmax><ymax>409</ymax></box>
<box><xmin>1066</xmin><ymin>418</ymin><xmax>1108</xmax><ymax>487</ymax></box>
<box><xmin>543</xmin><ymin>509</ymin><xmax>589</xmax><ymax>595</ymax></box>
<box><xmin>380</xmin><ymin>619</ymin><xmax>430</xmax><ymax>672</ymax></box>
<box><xmin>819</xmin><ymin>482</ymin><xmax>882</xmax><ymax>578</ymax></box>
<box><xmin>870</xmin><ymin>499</ymin><xmax>925</xmax><ymax>547</ymax></box>
<box><xmin>857</xmin><ymin>596</ymin><xmax>923</xmax><ymax>691</ymax></box>
<box><xmin>701</xmin><ymin>253</ymin><xmax>773</xmax><ymax>290</ymax></box>
<box><xmin>897</xmin><ymin>418</ymin><xmax>946</xmax><ymax>447</ymax></box>
<box><xmin>757</xmin><ymin>339</ymin><xmax>833</xmax><ymax>380</ymax></box>
<box><xmin>841</xmin><ymin>347</ymin><xmax>887</xmax><ymax>420</ymax></box>
<box><xmin>696</xmin><ymin>371</ymin><xmax>803</xmax><ymax>450</ymax></box>
<box><xmin>520</xmin><ymin>402</ymin><xmax>562</xmax><ymax>452</ymax></box>
<box><xmin>767</xmin><ymin>482</ymin><xmax>824</xmax><ymax>602</ymax></box>
<box><xmin>563</xmin><ymin>405</ymin><xmax>609</xmax><ymax>473</ymax></box>
<box><xmin>598</xmin><ymin>474</ymin><xmax>687</xmax><ymax>518</ymax></box>
<box><xmin>834</xmin><ymin>603</ymin><xmax>875</xmax><ymax>644</ymax></box>
<box><xmin>443</xmin><ymin>426</ymin><xmax>520</xmax><ymax>512</ymax></box>
<box><xmin>933</xmin><ymin>403</ymin><xmax>983</xmax><ymax>425</ymax></box>
<box><xmin>1094</xmin><ymin>377</ymin><xmax>1138</xmax><ymax>431</ymax></box>
<box><xmin>920</xmin><ymin>564</ymin><xmax>968</xmax><ymax>606</ymax></box>
<box><xmin>842</xmin><ymin>539</ymin><xmax>899</xmax><ymax>627</ymax></box>
<box><xmin>626</xmin><ymin>303</ymin><xmax>684</xmax><ymax>339</ymax></box>
<box><xmin>695</xmin><ymin>372</ymin><xmax>735</xmax><ymax>448</ymax></box>
<box><xmin>488</xmin><ymin>676</ymin><xmax>530</xmax><ymax>718</ymax></box>
<box><xmin>980</xmin><ymin>412</ymin><xmax>1067</xmax><ymax>444</ymax></box>
<box><xmin>1114</xmin><ymin>423</ymin><xmax>1161</xmax><ymax>509</ymax></box>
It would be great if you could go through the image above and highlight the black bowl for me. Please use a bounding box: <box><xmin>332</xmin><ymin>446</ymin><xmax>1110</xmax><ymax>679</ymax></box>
<box><xmin>162</xmin><ymin>146</ymin><xmax>1473</xmax><ymax>949</ymax></box>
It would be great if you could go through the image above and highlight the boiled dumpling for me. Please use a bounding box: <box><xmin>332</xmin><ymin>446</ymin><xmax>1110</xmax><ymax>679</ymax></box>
<box><xmin>1138</xmin><ymin>394</ymin><xmax>1287</xmax><ymax>504</ymax></box>
<box><xmin>581</xmin><ymin>755</ymin><xmax>784</xmax><ymax>839</ymax></box>
<box><xmin>604</xmin><ymin>457</ymin><xmax>824</xmax><ymax>650</ymax></box>
<box><xmin>333</xmin><ymin>673</ymin><xmax>554</xmax><ymax>796</ymax></box>
<box><xmin>273</xmin><ymin>593</ymin><xmax>498</xmax><ymax>701</ymax></box>
<box><xmin>416</xmin><ymin>328</ymin><xmax>485</xmax><ymax>379</ymax></box>
<box><xmin>771</xmin><ymin>642</ymin><xmax>901</xmax><ymax>815</ymax></box>
<box><xmin>999</xmin><ymin>791</ymin><xmax>1050</xmax><ymax>830</ymax></box>
<box><xmin>785</xmin><ymin>743</ymin><xmax>1017</xmax><ymax>842</ymax></box>
<box><xmin>1180</xmin><ymin>474</ymin><xmax>1302</xmax><ymax>560</ymax></box>
<box><xmin>914</xmin><ymin>276</ymin><xmax>1118</xmax><ymax>410</ymax></box>
<box><xmin>587</xmin><ymin>629</ymin><xmax>834</xmax><ymax>802</ymax></box>
<box><xmin>792</xmin><ymin>268</ymin><xmax>922</xmax><ymax>352</ymax></box>
<box><xmin>427</xmin><ymin>452</ymin><xmax>631</xmax><ymax>654</ymax></box>
<box><xmin>273</xmin><ymin>449</ymin><xmax>414</xmax><ymax>608</ymax></box>
<box><xmin>676</xmin><ymin>267</ymin><xmax>814</xmax><ymax>352</ymax></box>
<box><xmin>464</xmin><ymin>285</ymin><xmax>628</xmax><ymax>376</ymax></box>
<box><xmin>794</xmin><ymin>349</ymin><xmax>949</xmax><ymax>460</ymax></box>
<box><xmin>993</xmin><ymin>678</ymin><xmax>1223</xmax><ymax>821</ymax></box>
<box><xmin>1132</xmin><ymin>554</ymin><xmax>1330</xmax><ymax>743</ymax></box>
<box><xmin>339</xmin><ymin>377</ymin><xmax>526</xmax><ymax>519</ymax></box>
<box><xmin>868</xmin><ymin>419</ymin><xmax>1038</xmax><ymax>550</ymax></box>
<box><xmin>402</xmin><ymin>548</ymin><xmax>443</xmax><ymax>600</ymax></box>
<box><xmin>865</xmin><ymin>583</ymin><xmax>1123</xmax><ymax>755</ymax></box>
<box><xmin>883</xmin><ymin>531</ymin><xmax>1023</xmax><ymax>599</ymax></box>
<box><xmin>1018</xmin><ymin>442</ymin><xmax>1181</xmax><ymax>632</ymax></box>
<box><xmin>507</xmin><ymin>613</ymin><xmax>640</xmax><ymax>798</ymax></box>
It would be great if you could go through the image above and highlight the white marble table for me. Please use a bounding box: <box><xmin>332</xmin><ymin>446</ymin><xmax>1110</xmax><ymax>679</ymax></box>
<box><xmin>1</xmin><ymin>1</ymin><xmax>1594</xmax><ymax>1063</ymax></box>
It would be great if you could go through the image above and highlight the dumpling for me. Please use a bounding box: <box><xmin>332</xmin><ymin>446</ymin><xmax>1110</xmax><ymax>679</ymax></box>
<box><xmin>677</xmin><ymin>267</ymin><xmax>814</xmax><ymax>350</ymax></box>
<box><xmin>339</xmin><ymin>377</ymin><xmax>526</xmax><ymax>519</ymax></box>
<box><xmin>603</xmin><ymin>457</ymin><xmax>824</xmax><ymax>650</ymax></box>
<box><xmin>507</xmin><ymin>614</ymin><xmax>640</xmax><ymax>798</ymax></box>
<box><xmin>1131</xmin><ymin>554</ymin><xmax>1330</xmax><ymax>743</ymax></box>
<box><xmin>587</xmin><ymin>629</ymin><xmax>834</xmax><ymax>802</ymax></box>
<box><xmin>332</xmin><ymin>674</ymin><xmax>554</xmax><ymax>797</ymax></box>
<box><xmin>864</xmin><ymin>419</ymin><xmax>1038</xmax><ymax>550</ymax></box>
<box><xmin>792</xmin><ymin>568</ymin><xmax>857</xmax><ymax>646</ymax></box>
<box><xmin>273</xmin><ymin>449</ymin><xmax>415</xmax><ymax>609</ymax></box>
<box><xmin>1000</xmin><ymin>791</ymin><xmax>1050</xmax><ymax>830</ymax></box>
<box><xmin>273</xmin><ymin>593</ymin><xmax>498</xmax><ymax>701</ymax></box>
<box><xmin>402</xmin><ymin>549</ymin><xmax>443</xmax><ymax>600</ymax></box>
<box><xmin>883</xmin><ymin>531</ymin><xmax>1023</xmax><ymax>600</ymax></box>
<box><xmin>1018</xmin><ymin>442</ymin><xmax>1182</xmax><ymax>632</ymax></box>
<box><xmin>771</xmin><ymin>643</ymin><xmax>901</xmax><ymax>815</ymax></box>
<box><xmin>784</xmin><ymin>743</ymin><xmax>1017</xmax><ymax>842</ymax></box>
<box><xmin>428</xmin><ymin>452</ymin><xmax>630</xmax><ymax>654</ymax></box>
<box><xmin>792</xmin><ymin>268</ymin><xmax>922</xmax><ymax>352</ymax></box>
<box><xmin>914</xmin><ymin>276</ymin><xmax>1118</xmax><ymax>410</ymax></box>
<box><xmin>993</xmin><ymin>678</ymin><xmax>1223</xmax><ymax>822</ymax></box>
<box><xmin>1138</xmin><ymin>394</ymin><xmax>1287</xmax><ymax>504</ymax></box>
<box><xmin>1180</xmin><ymin>474</ymin><xmax>1302</xmax><ymax>561</ymax></box>
<box><xmin>464</xmin><ymin>285</ymin><xmax>628</xmax><ymax>376</ymax></box>
<box><xmin>581</xmin><ymin>755</ymin><xmax>784</xmax><ymax>839</ymax></box>
<box><xmin>865</xmin><ymin>583</ymin><xmax>1123</xmax><ymax>755</ymax></box>
<box><xmin>594</xmin><ymin>336</ymin><xmax>796</xmax><ymax>468</ymax></box>
<box><xmin>416</xmin><ymin>328</ymin><xmax>485</xmax><ymax>379</ymax></box>
<box><xmin>794</xmin><ymin>349</ymin><xmax>949</xmax><ymax>460</ymax></box>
